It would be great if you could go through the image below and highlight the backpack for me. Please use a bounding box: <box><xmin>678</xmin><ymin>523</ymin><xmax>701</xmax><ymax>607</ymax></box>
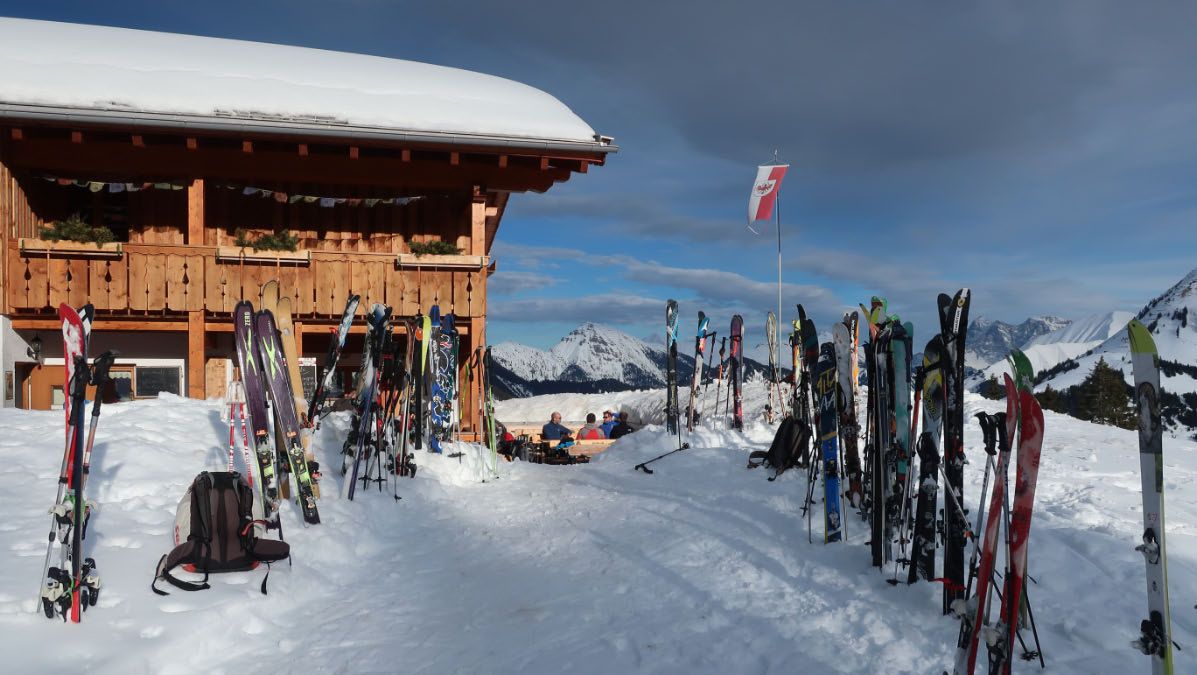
<box><xmin>747</xmin><ymin>417</ymin><xmax>811</xmax><ymax>481</ymax></box>
<box><xmin>152</xmin><ymin>471</ymin><xmax>289</xmax><ymax>596</ymax></box>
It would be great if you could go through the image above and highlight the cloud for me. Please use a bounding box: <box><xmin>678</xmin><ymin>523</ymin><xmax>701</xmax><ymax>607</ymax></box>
<box><xmin>508</xmin><ymin>193</ymin><xmax>752</xmax><ymax>244</ymax></box>
<box><xmin>489</xmin><ymin>293</ymin><xmax>661</xmax><ymax>323</ymax></box>
<box><xmin>488</xmin><ymin>270</ymin><xmax>559</xmax><ymax>296</ymax></box>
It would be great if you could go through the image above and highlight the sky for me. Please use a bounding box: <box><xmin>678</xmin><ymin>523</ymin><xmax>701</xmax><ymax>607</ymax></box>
<box><xmin>4</xmin><ymin>1</ymin><xmax>1197</xmax><ymax>359</ymax></box>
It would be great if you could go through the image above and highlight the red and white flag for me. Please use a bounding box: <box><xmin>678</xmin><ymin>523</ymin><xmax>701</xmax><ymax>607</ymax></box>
<box><xmin>747</xmin><ymin>164</ymin><xmax>789</xmax><ymax>226</ymax></box>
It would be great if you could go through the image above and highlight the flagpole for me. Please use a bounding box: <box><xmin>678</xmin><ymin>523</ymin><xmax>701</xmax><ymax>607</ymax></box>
<box><xmin>773</xmin><ymin>150</ymin><xmax>782</xmax><ymax>362</ymax></box>
<box><xmin>776</xmin><ymin>185</ymin><xmax>782</xmax><ymax>356</ymax></box>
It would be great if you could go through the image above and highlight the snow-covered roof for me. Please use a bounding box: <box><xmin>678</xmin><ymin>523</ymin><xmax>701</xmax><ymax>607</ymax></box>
<box><xmin>0</xmin><ymin>17</ymin><xmax>614</xmax><ymax>153</ymax></box>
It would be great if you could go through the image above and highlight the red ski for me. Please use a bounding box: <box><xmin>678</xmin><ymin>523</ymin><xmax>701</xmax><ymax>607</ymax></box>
<box><xmin>987</xmin><ymin>387</ymin><xmax>1045</xmax><ymax>673</ymax></box>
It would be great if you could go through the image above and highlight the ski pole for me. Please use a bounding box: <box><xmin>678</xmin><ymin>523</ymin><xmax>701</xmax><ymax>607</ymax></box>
<box><xmin>634</xmin><ymin>429</ymin><xmax>690</xmax><ymax>475</ymax></box>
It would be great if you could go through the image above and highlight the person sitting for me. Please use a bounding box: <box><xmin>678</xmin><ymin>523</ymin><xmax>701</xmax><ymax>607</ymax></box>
<box><xmin>542</xmin><ymin>412</ymin><xmax>571</xmax><ymax>440</ymax></box>
<box><xmin>609</xmin><ymin>412</ymin><xmax>635</xmax><ymax>439</ymax></box>
<box><xmin>577</xmin><ymin>413</ymin><xmax>607</xmax><ymax>439</ymax></box>
<box><xmin>599</xmin><ymin>410</ymin><xmax>619</xmax><ymax>437</ymax></box>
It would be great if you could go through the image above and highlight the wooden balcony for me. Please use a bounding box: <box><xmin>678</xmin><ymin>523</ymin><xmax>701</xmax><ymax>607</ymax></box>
<box><xmin>5</xmin><ymin>239</ymin><xmax>488</xmax><ymax>320</ymax></box>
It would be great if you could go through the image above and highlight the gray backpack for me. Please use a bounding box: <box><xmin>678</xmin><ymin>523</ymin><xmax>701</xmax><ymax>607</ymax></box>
<box><xmin>152</xmin><ymin>471</ymin><xmax>289</xmax><ymax>595</ymax></box>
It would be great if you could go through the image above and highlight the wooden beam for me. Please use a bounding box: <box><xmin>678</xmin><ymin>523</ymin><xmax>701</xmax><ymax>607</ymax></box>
<box><xmin>539</xmin><ymin>157</ymin><xmax>550</xmax><ymax>170</ymax></box>
<box><xmin>450</xmin><ymin>151</ymin><xmax>460</xmax><ymax>166</ymax></box>
<box><xmin>401</xmin><ymin>149</ymin><xmax>411</xmax><ymax>162</ymax></box>
<box><xmin>577</xmin><ymin>160</ymin><xmax>588</xmax><ymax>174</ymax></box>
<box><xmin>188</xmin><ymin>310</ymin><xmax>205</xmax><ymax>399</ymax></box>
<box><xmin>242</xmin><ymin>140</ymin><xmax>253</xmax><ymax>154</ymax></box>
<box><xmin>5</xmin><ymin>137</ymin><xmax>571</xmax><ymax>192</ymax></box>
<box><xmin>498</xmin><ymin>155</ymin><xmax>508</xmax><ymax>168</ymax></box>
<box><xmin>71</xmin><ymin>131</ymin><xmax>83</xmax><ymax>144</ymax></box>
<box><xmin>10</xmin><ymin>318</ymin><xmax>190</xmax><ymax>331</ymax></box>
<box><xmin>294</xmin><ymin>321</ymin><xmax>304</xmax><ymax>355</ymax></box>
<box><xmin>9</xmin><ymin>128</ymin><xmax>22</xmax><ymax>141</ymax></box>
<box><xmin>349</xmin><ymin>146</ymin><xmax>359</xmax><ymax>160</ymax></box>
<box><xmin>187</xmin><ymin>178</ymin><xmax>205</xmax><ymax>245</ymax></box>
<box><xmin>132</xmin><ymin>135</ymin><xmax>145</xmax><ymax>148</ymax></box>
<box><xmin>298</xmin><ymin>143</ymin><xmax>309</xmax><ymax>157</ymax></box>
<box><xmin>471</xmin><ymin>193</ymin><xmax>486</xmax><ymax>256</ymax></box>
<box><xmin>186</xmin><ymin>137</ymin><xmax>198</xmax><ymax>150</ymax></box>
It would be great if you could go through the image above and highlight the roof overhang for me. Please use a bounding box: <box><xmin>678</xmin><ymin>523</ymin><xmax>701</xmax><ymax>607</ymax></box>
<box><xmin>0</xmin><ymin>103</ymin><xmax>617</xmax><ymax>158</ymax></box>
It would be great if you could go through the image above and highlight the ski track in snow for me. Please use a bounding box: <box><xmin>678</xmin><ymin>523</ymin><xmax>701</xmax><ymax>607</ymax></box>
<box><xmin>0</xmin><ymin>384</ymin><xmax>1194</xmax><ymax>673</ymax></box>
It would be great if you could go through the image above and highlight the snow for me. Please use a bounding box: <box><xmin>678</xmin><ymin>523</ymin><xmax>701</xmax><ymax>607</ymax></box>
<box><xmin>494</xmin><ymin>323</ymin><xmax>668</xmax><ymax>387</ymax></box>
<box><xmin>1039</xmin><ymin>272</ymin><xmax>1197</xmax><ymax>399</ymax></box>
<box><xmin>0</xmin><ymin>17</ymin><xmax>600</xmax><ymax>144</ymax></box>
<box><xmin>2</xmin><ymin>382</ymin><xmax>1195</xmax><ymax>673</ymax></box>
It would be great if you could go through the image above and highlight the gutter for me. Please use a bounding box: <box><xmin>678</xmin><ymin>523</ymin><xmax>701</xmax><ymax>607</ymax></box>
<box><xmin>0</xmin><ymin>102</ymin><xmax>618</xmax><ymax>155</ymax></box>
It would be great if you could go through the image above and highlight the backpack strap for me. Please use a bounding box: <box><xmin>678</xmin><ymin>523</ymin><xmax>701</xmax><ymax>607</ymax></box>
<box><xmin>746</xmin><ymin>450</ymin><xmax>769</xmax><ymax>469</ymax></box>
<box><xmin>152</xmin><ymin>473</ymin><xmax>215</xmax><ymax>595</ymax></box>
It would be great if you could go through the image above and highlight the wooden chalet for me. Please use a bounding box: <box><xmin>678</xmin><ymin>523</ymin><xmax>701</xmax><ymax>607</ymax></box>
<box><xmin>0</xmin><ymin>18</ymin><xmax>614</xmax><ymax>437</ymax></box>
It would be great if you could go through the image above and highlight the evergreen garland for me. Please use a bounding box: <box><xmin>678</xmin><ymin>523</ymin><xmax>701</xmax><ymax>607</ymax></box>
<box><xmin>40</xmin><ymin>213</ymin><xmax>115</xmax><ymax>245</ymax></box>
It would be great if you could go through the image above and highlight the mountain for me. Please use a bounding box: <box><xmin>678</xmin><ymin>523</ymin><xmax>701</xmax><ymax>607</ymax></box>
<box><xmin>964</xmin><ymin>315</ymin><xmax>1072</xmax><ymax>370</ymax></box>
<box><xmin>490</xmin><ymin>322</ymin><xmax>776</xmax><ymax>398</ymax></box>
<box><xmin>1036</xmin><ymin>269</ymin><xmax>1197</xmax><ymax>435</ymax></box>
<box><xmin>968</xmin><ymin>311</ymin><xmax>1133</xmax><ymax>390</ymax></box>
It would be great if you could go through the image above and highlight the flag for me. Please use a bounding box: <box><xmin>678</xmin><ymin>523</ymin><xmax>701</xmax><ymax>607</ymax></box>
<box><xmin>747</xmin><ymin>164</ymin><xmax>789</xmax><ymax>225</ymax></box>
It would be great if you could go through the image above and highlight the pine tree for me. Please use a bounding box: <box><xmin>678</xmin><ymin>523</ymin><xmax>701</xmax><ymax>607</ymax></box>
<box><xmin>1076</xmin><ymin>357</ymin><xmax>1136</xmax><ymax>429</ymax></box>
<box><xmin>1036</xmin><ymin>385</ymin><xmax>1066</xmax><ymax>413</ymax></box>
<box><xmin>979</xmin><ymin>374</ymin><xmax>1003</xmax><ymax>400</ymax></box>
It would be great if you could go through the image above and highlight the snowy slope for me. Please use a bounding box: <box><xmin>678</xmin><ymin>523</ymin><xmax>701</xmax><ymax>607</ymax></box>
<box><xmin>969</xmin><ymin>311</ymin><xmax>1134</xmax><ymax>389</ymax></box>
<box><xmin>492</xmin><ymin>323</ymin><xmax>774</xmax><ymax>398</ymax></box>
<box><xmin>965</xmin><ymin>315</ymin><xmax>1071</xmax><ymax>370</ymax></box>
<box><xmin>1039</xmin><ymin>270</ymin><xmax>1197</xmax><ymax>401</ymax></box>
<box><xmin>2</xmin><ymin>387</ymin><xmax>1195</xmax><ymax>673</ymax></box>
<box><xmin>494</xmin><ymin>323</ymin><xmax>666</xmax><ymax>388</ymax></box>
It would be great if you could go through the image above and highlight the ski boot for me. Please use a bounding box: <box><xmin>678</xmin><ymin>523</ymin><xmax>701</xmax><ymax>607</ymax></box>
<box><xmin>79</xmin><ymin>558</ymin><xmax>101</xmax><ymax>609</ymax></box>
<box><xmin>1132</xmin><ymin>611</ymin><xmax>1168</xmax><ymax>657</ymax></box>
<box><xmin>41</xmin><ymin>567</ymin><xmax>72</xmax><ymax>620</ymax></box>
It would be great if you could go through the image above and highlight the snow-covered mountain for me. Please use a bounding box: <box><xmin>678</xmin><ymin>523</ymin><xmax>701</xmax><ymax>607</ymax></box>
<box><xmin>491</xmin><ymin>322</ymin><xmax>773</xmax><ymax>398</ymax></box>
<box><xmin>968</xmin><ymin>311</ymin><xmax>1134</xmax><ymax>389</ymax></box>
<box><xmin>1037</xmin><ymin>269</ymin><xmax>1197</xmax><ymax>433</ymax></box>
<box><xmin>964</xmin><ymin>315</ymin><xmax>1072</xmax><ymax>370</ymax></box>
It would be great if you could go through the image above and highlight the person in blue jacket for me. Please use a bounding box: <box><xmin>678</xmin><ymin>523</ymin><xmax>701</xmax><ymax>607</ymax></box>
<box><xmin>600</xmin><ymin>410</ymin><xmax>618</xmax><ymax>437</ymax></box>
<box><xmin>542</xmin><ymin>411</ymin><xmax>571</xmax><ymax>440</ymax></box>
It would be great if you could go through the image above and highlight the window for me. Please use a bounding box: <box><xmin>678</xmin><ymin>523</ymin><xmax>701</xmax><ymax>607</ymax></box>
<box><xmin>135</xmin><ymin>367</ymin><xmax>182</xmax><ymax>398</ymax></box>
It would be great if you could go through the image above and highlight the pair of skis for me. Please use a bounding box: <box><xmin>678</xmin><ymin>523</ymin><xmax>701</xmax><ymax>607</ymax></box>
<box><xmin>39</xmin><ymin>303</ymin><xmax>115</xmax><ymax>622</ymax></box>
<box><xmin>949</xmin><ymin>350</ymin><xmax>1044</xmax><ymax>674</ymax></box>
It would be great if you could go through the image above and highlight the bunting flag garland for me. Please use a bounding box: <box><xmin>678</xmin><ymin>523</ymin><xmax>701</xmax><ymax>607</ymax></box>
<box><xmin>41</xmin><ymin>175</ymin><xmax>423</xmax><ymax>208</ymax></box>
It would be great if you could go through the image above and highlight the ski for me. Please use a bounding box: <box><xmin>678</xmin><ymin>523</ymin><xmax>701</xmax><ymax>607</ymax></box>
<box><xmin>687</xmin><ymin>311</ymin><xmax>710</xmax><ymax>431</ymax></box>
<box><xmin>910</xmin><ymin>335</ymin><xmax>945</xmax><ymax>584</ymax></box>
<box><xmin>308</xmin><ymin>294</ymin><xmax>360</xmax><ymax>424</ymax></box>
<box><xmin>1127</xmin><ymin>319</ymin><xmax>1175</xmax><ymax>674</ymax></box>
<box><xmin>834</xmin><ymin>315</ymin><xmax>864</xmax><ymax>508</ymax></box>
<box><xmin>345</xmin><ymin>304</ymin><xmax>390</xmax><ymax>500</ymax></box>
<box><xmin>869</xmin><ymin>322</ymin><xmax>893</xmax><ymax>568</ymax></box>
<box><xmin>986</xmin><ymin>359</ymin><xmax>1044</xmax><ymax>674</ymax></box>
<box><xmin>952</xmin><ymin>373</ymin><xmax>1017</xmax><ymax>674</ymax></box>
<box><xmin>814</xmin><ymin>341</ymin><xmax>843</xmax><ymax>542</ymax></box>
<box><xmin>939</xmin><ymin>288</ymin><xmax>971</xmax><ymax>613</ymax></box>
<box><xmin>665</xmin><ymin>300</ymin><xmax>680</xmax><ymax>435</ymax></box>
<box><xmin>256</xmin><ymin>310</ymin><xmax>320</xmax><ymax>524</ymax></box>
<box><xmin>730</xmin><ymin>314</ymin><xmax>744</xmax><ymax>430</ymax></box>
<box><xmin>233</xmin><ymin>301</ymin><xmax>282</xmax><ymax>529</ymax></box>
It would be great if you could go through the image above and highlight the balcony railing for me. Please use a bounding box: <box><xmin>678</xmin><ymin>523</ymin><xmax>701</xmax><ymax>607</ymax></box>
<box><xmin>6</xmin><ymin>240</ymin><xmax>486</xmax><ymax>317</ymax></box>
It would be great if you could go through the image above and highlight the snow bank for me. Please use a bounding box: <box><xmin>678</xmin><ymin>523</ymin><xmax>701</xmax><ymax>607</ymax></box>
<box><xmin>1</xmin><ymin>385</ymin><xmax>1194</xmax><ymax>673</ymax></box>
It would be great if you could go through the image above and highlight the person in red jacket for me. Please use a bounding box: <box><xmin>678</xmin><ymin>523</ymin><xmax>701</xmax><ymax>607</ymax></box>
<box><xmin>576</xmin><ymin>412</ymin><xmax>607</xmax><ymax>439</ymax></box>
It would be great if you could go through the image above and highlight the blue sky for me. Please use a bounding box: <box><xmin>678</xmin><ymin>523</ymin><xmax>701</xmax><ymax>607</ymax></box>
<box><xmin>5</xmin><ymin>1</ymin><xmax>1197</xmax><ymax>358</ymax></box>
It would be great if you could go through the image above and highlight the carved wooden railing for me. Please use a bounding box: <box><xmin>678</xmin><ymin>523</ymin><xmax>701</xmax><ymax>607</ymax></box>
<box><xmin>6</xmin><ymin>241</ymin><xmax>487</xmax><ymax>318</ymax></box>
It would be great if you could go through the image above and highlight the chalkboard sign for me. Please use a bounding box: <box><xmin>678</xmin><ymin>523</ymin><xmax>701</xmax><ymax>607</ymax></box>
<box><xmin>136</xmin><ymin>366</ymin><xmax>182</xmax><ymax>398</ymax></box>
<box><xmin>299</xmin><ymin>359</ymin><xmax>318</xmax><ymax>399</ymax></box>
<box><xmin>300</xmin><ymin>365</ymin><xmax>317</xmax><ymax>401</ymax></box>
